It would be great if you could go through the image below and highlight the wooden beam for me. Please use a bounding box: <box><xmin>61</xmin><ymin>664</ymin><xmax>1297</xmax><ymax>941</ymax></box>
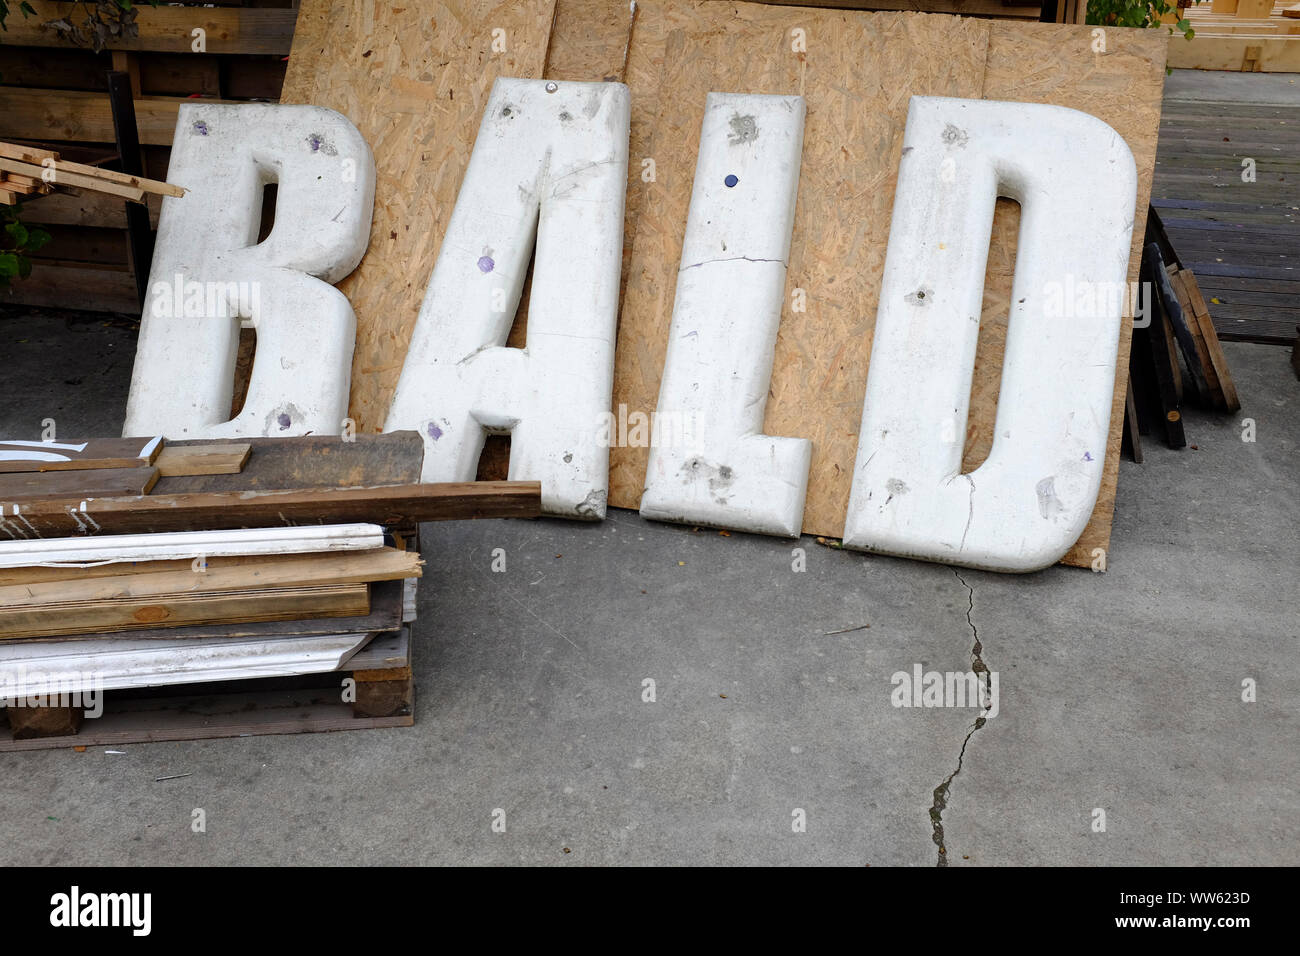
<box><xmin>154</xmin><ymin>443</ymin><xmax>251</xmax><ymax>477</ymax></box>
<box><xmin>0</xmin><ymin>467</ymin><xmax>158</xmax><ymax>503</ymax></box>
<box><xmin>0</xmin><ymin>89</ymin><xmax>232</xmax><ymax>147</ymax></box>
<box><xmin>1167</xmin><ymin>34</ymin><xmax>1300</xmax><ymax>72</ymax></box>
<box><xmin>0</xmin><ymin>554</ymin><xmax>299</xmax><ymax>587</ymax></box>
<box><xmin>0</xmin><ymin>261</ymin><xmax>139</xmax><ymax>313</ymax></box>
<box><xmin>1137</xmin><ymin>253</ymin><xmax>1188</xmax><ymax>449</ymax></box>
<box><xmin>1148</xmin><ymin>243</ymin><xmax>1211</xmax><ymax>402</ymax></box>
<box><xmin>0</xmin><ymin>481</ymin><xmax>541</xmax><ymax>537</ymax></box>
<box><xmin>0</xmin><ymin>584</ymin><xmax>370</xmax><ymax>641</ymax></box>
<box><xmin>9</xmin><ymin>578</ymin><xmax>406</xmax><ymax>645</ymax></box>
<box><xmin>6</xmin><ymin>703</ymin><xmax>84</xmax><ymax>739</ymax></box>
<box><xmin>16</xmin><ymin>191</ymin><xmax>161</xmax><ymax>230</ymax></box>
<box><xmin>0</xmin><ymin>436</ymin><xmax>162</xmax><ymax>474</ymax></box>
<box><xmin>0</xmin><ymin>141</ymin><xmax>58</xmax><ymax>162</ymax></box>
<box><xmin>1169</xmin><ymin>269</ymin><xmax>1227</xmax><ymax>410</ymax></box>
<box><xmin>0</xmin><ymin>157</ymin><xmax>143</xmax><ymax>202</ymax></box>
<box><xmin>1179</xmin><ymin>269</ymin><xmax>1241</xmax><ymax>411</ymax></box>
<box><xmin>0</xmin><ymin>144</ymin><xmax>184</xmax><ymax>198</ymax></box>
<box><xmin>155</xmin><ymin>432</ymin><xmax>427</xmax><ymax>494</ymax></box>
<box><xmin>1123</xmin><ymin>373</ymin><xmax>1144</xmax><ymax>464</ymax></box>
<box><xmin>0</xmin><ymin>549</ymin><xmax>421</xmax><ymax>608</ymax></box>
<box><xmin>7</xmin><ymin>3</ymin><xmax>297</xmax><ymax>55</ymax></box>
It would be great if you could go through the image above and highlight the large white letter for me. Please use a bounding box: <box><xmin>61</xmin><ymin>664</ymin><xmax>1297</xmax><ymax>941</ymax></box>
<box><xmin>123</xmin><ymin>102</ymin><xmax>371</xmax><ymax>439</ymax></box>
<box><xmin>124</xmin><ymin>104</ymin><xmax>374</xmax><ymax>439</ymax></box>
<box><xmin>843</xmin><ymin>96</ymin><xmax>1137</xmax><ymax>572</ymax></box>
<box><xmin>639</xmin><ymin>93</ymin><xmax>810</xmax><ymax>537</ymax></box>
<box><xmin>385</xmin><ymin>79</ymin><xmax>630</xmax><ymax>519</ymax></box>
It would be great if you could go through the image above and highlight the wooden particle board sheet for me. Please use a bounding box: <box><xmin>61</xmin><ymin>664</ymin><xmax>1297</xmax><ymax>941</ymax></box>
<box><xmin>283</xmin><ymin>0</ymin><xmax>1165</xmax><ymax>569</ymax></box>
<box><xmin>593</xmin><ymin>1</ymin><xmax>1164</xmax><ymax>569</ymax></box>
<box><xmin>279</xmin><ymin>0</ymin><xmax>559</xmax><ymax>433</ymax></box>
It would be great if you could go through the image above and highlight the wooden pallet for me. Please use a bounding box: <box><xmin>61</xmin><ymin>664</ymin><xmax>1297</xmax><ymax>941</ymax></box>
<box><xmin>0</xmin><ymin>0</ymin><xmax>292</xmax><ymax>311</ymax></box>
<box><xmin>0</xmin><ymin>627</ymin><xmax>414</xmax><ymax>750</ymax></box>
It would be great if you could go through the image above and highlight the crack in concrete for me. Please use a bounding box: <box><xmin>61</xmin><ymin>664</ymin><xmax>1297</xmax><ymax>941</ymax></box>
<box><xmin>928</xmin><ymin>568</ymin><xmax>991</xmax><ymax>867</ymax></box>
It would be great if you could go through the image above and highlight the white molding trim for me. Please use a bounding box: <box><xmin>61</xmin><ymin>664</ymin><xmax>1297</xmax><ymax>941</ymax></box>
<box><xmin>0</xmin><ymin>633</ymin><xmax>371</xmax><ymax>695</ymax></box>
<box><xmin>0</xmin><ymin>523</ymin><xmax>385</xmax><ymax>569</ymax></box>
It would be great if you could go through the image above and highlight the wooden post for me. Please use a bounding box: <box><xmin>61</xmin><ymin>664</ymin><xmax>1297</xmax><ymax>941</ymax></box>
<box><xmin>352</xmin><ymin>666</ymin><xmax>414</xmax><ymax>719</ymax></box>
<box><xmin>6</xmin><ymin>704</ymin><xmax>85</xmax><ymax>740</ymax></box>
<box><xmin>107</xmin><ymin>70</ymin><xmax>155</xmax><ymax>310</ymax></box>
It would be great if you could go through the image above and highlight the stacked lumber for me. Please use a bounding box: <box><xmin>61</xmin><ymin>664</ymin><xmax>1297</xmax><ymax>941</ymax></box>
<box><xmin>1167</xmin><ymin>0</ymin><xmax>1300</xmax><ymax>72</ymax></box>
<box><xmin>0</xmin><ymin>431</ymin><xmax>540</xmax><ymax>748</ymax></box>
<box><xmin>0</xmin><ymin>140</ymin><xmax>184</xmax><ymax>207</ymax></box>
<box><xmin>1126</xmin><ymin>208</ymin><xmax>1240</xmax><ymax>458</ymax></box>
<box><xmin>0</xmin><ymin>0</ymin><xmax>291</xmax><ymax>310</ymax></box>
<box><xmin>0</xmin><ymin>529</ymin><xmax>422</xmax><ymax>641</ymax></box>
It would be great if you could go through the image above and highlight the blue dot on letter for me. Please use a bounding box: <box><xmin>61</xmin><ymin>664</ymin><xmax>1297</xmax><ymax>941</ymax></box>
<box><xmin>477</xmin><ymin>255</ymin><xmax>495</xmax><ymax>273</ymax></box>
<box><xmin>724</xmin><ymin>174</ymin><xmax>738</xmax><ymax>188</ymax></box>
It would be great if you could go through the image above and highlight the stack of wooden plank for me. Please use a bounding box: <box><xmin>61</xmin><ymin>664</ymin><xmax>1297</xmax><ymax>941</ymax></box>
<box><xmin>1166</xmin><ymin>0</ymin><xmax>1300</xmax><ymax>72</ymax></box>
<box><xmin>0</xmin><ymin>0</ymin><xmax>292</xmax><ymax>310</ymax></box>
<box><xmin>0</xmin><ymin>525</ymin><xmax>422</xmax><ymax>642</ymax></box>
<box><xmin>1126</xmin><ymin>208</ymin><xmax>1241</xmax><ymax>458</ymax></box>
<box><xmin>0</xmin><ymin>431</ymin><xmax>540</xmax><ymax>748</ymax></box>
<box><xmin>0</xmin><ymin>140</ymin><xmax>182</xmax><ymax>207</ymax></box>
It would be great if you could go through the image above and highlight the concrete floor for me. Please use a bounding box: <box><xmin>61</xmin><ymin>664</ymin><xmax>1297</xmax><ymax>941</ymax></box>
<box><xmin>0</xmin><ymin>309</ymin><xmax>1294</xmax><ymax>866</ymax></box>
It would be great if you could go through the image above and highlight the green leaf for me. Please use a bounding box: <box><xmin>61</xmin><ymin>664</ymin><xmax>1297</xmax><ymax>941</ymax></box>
<box><xmin>16</xmin><ymin>254</ymin><xmax>31</xmax><ymax>279</ymax></box>
<box><xmin>5</xmin><ymin>220</ymin><xmax>27</xmax><ymax>248</ymax></box>
<box><xmin>25</xmin><ymin>227</ymin><xmax>51</xmax><ymax>252</ymax></box>
<box><xmin>0</xmin><ymin>253</ymin><xmax>20</xmax><ymax>278</ymax></box>
<box><xmin>20</xmin><ymin>1</ymin><xmax>36</xmax><ymax>16</ymax></box>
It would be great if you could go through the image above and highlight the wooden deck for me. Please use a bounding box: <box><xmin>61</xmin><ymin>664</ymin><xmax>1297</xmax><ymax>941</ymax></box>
<box><xmin>1152</xmin><ymin>93</ymin><xmax>1299</xmax><ymax>345</ymax></box>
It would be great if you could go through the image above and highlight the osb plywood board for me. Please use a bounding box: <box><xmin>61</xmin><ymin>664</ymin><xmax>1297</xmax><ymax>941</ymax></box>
<box><xmin>595</xmin><ymin>2</ymin><xmax>1166</xmax><ymax>569</ymax></box>
<box><xmin>282</xmin><ymin>0</ymin><xmax>1164</xmax><ymax>569</ymax></box>
<box><xmin>608</xmin><ymin>1</ymin><xmax>992</xmax><ymax>533</ymax></box>
<box><xmin>280</xmin><ymin>0</ymin><xmax>558</xmax><ymax>432</ymax></box>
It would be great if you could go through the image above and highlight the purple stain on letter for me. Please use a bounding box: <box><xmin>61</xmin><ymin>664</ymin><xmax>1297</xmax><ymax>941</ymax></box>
<box><xmin>193</xmin><ymin>121</ymin><xmax>209</xmax><ymax>136</ymax></box>
<box><xmin>1083</xmin><ymin>451</ymin><xmax>1094</xmax><ymax>462</ymax></box>
<box><xmin>477</xmin><ymin>256</ymin><xmax>495</xmax><ymax>274</ymax></box>
<box><xmin>308</xmin><ymin>134</ymin><xmax>322</xmax><ymax>152</ymax></box>
<box><xmin>277</xmin><ymin>413</ymin><xmax>291</xmax><ymax>430</ymax></box>
<box><xmin>427</xmin><ymin>422</ymin><xmax>443</xmax><ymax>441</ymax></box>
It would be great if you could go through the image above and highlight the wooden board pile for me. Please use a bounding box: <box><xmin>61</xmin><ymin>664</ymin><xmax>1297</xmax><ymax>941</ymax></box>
<box><xmin>1166</xmin><ymin>0</ymin><xmax>1300</xmax><ymax>72</ymax></box>
<box><xmin>0</xmin><ymin>1</ymin><xmax>292</xmax><ymax>311</ymax></box>
<box><xmin>1126</xmin><ymin>208</ymin><xmax>1241</xmax><ymax>458</ymax></box>
<box><xmin>0</xmin><ymin>432</ymin><xmax>539</xmax><ymax>749</ymax></box>
<box><xmin>0</xmin><ymin>140</ymin><xmax>182</xmax><ymax>206</ymax></box>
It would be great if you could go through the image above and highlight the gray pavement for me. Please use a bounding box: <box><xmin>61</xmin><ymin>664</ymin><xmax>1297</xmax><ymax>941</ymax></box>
<box><xmin>0</xmin><ymin>309</ymin><xmax>1294</xmax><ymax>866</ymax></box>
